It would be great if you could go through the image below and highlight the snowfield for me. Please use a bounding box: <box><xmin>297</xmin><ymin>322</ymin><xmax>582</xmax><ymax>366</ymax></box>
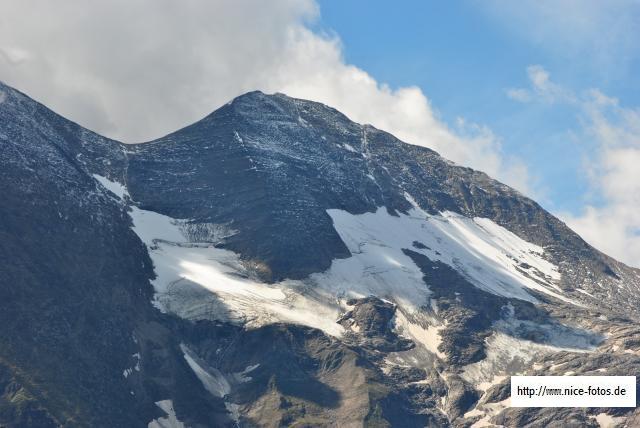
<box><xmin>128</xmin><ymin>204</ymin><xmax>344</xmax><ymax>336</ymax></box>
<box><xmin>147</xmin><ymin>400</ymin><xmax>186</xmax><ymax>428</ymax></box>
<box><xmin>92</xmin><ymin>174</ymin><xmax>129</xmax><ymax>199</ymax></box>
<box><xmin>92</xmin><ymin>175</ymin><xmax>577</xmax><ymax>362</ymax></box>
<box><xmin>180</xmin><ymin>344</ymin><xmax>259</xmax><ymax>423</ymax></box>
<box><xmin>325</xmin><ymin>193</ymin><xmax>569</xmax><ymax>305</ymax></box>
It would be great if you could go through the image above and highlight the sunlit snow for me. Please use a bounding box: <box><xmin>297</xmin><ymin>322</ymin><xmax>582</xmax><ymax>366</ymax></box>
<box><xmin>92</xmin><ymin>174</ymin><xmax>128</xmax><ymax>199</ymax></box>
<box><xmin>325</xmin><ymin>198</ymin><xmax>570</xmax><ymax>305</ymax></box>
<box><xmin>129</xmin><ymin>206</ymin><xmax>344</xmax><ymax>336</ymax></box>
<box><xmin>147</xmin><ymin>400</ymin><xmax>186</xmax><ymax>428</ymax></box>
<box><xmin>181</xmin><ymin>344</ymin><xmax>256</xmax><ymax>423</ymax></box>
<box><xmin>393</xmin><ymin>310</ymin><xmax>445</xmax><ymax>359</ymax></box>
<box><xmin>110</xmin><ymin>168</ymin><xmax>578</xmax><ymax>362</ymax></box>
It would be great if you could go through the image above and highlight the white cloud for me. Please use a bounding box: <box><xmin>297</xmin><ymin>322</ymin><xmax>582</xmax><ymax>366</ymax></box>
<box><xmin>0</xmin><ymin>0</ymin><xmax>532</xmax><ymax>195</ymax></box>
<box><xmin>558</xmin><ymin>91</ymin><xmax>640</xmax><ymax>267</ymax></box>
<box><xmin>0</xmin><ymin>0</ymin><xmax>320</xmax><ymax>139</ymax></box>
<box><xmin>507</xmin><ymin>65</ymin><xmax>574</xmax><ymax>104</ymax></box>
<box><xmin>527</xmin><ymin>65</ymin><xmax>575</xmax><ymax>103</ymax></box>
<box><xmin>506</xmin><ymin>88</ymin><xmax>531</xmax><ymax>103</ymax></box>
<box><xmin>0</xmin><ymin>46</ymin><xmax>31</xmax><ymax>65</ymax></box>
<box><xmin>507</xmin><ymin>64</ymin><xmax>640</xmax><ymax>267</ymax></box>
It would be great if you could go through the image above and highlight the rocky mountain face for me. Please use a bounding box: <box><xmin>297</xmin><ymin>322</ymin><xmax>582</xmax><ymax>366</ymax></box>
<box><xmin>1</xmin><ymin>81</ymin><xmax>639</xmax><ymax>427</ymax></box>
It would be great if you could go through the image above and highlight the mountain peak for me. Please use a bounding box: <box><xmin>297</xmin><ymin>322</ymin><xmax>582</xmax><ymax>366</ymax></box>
<box><xmin>221</xmin><ymin>89</ymin><xmax>354</xmax><ymax>130</ymax></box>
<box><xmin>2</xmin><ymin>83</ymin><xmax>640</xmax><ymax>427</ymax></box>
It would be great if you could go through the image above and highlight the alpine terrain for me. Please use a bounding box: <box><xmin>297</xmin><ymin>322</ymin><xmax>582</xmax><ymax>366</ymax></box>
<box><xmin>1</xmin><ymin>80</ymin><xmax>639</xmax><ymax>427</ymax></box>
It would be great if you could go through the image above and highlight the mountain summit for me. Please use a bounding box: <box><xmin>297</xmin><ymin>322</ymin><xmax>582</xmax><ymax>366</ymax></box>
<box><xmin>1</xmin><ymin>82</ymin><xmax>639</xmax><ymax>427</ymax></box>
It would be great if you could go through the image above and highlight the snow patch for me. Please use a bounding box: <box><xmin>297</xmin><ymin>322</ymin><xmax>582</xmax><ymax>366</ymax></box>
<box><xmin>464</xmin><ymin>398</ymin><xmax>510</xmax><ymax>427</ymax></box>
<box><xmin>461</xmin><ymin>330</ymin><xmax>593</xmax><ymax>389</ymax></box>
<box><xmin>325</xmin><ymin>201</ymin><xmax>573</xmax><ymax>305</ymax></box>
<box><xmin>313</xmin><ymin>208</ymin><xmax>433</xmax><ymax>313</ymax></box>
<box><xmin>181</xmin><ymin>345</ymin><xmax>230</xmax><ymax>398</ymax></box>
<box><xmin>235</xmin><ymin>364</ymin><xmax>260</xmax><ymax>383</ymax></box>
<box><xmin>233</xmin><ymin>131</ymin><xmax>244</xmax><ymax>144</ymax></box>
<box><xmin>342</xmin><ymin>143</ymin><xmax>357</xmax><ymax>153</ymax></box>
<box><xmin>393</xmin><ymin>310</ymin><xmax>445</xmax><ymax>359</ymax></box>
<box><xmin>593</xmin><ymin>412</ymin><xmax>625</xmax><ymax>428</ymax></box>
<box><xmin>129</xmin><ymin>207</ymin><xmax>184</xmax><ymax>246</ymax></box>
<box><xmin>181</xmin><ymin>345</ymin><xmax>256</xmax><ymax>424</ymax></box>
<box><xmin>92</xmin><ymin>174</ymin><xmax>128</xmax><ymax>199</ymax></box>
<box><xmin>123</xmin><ymin>353</ymin><xmax>141</xmax><ymax>378</ymax></box>
<box><xmin>129</xmin><ymin>206</ymin><xmax>344</xmax><ymax>335</ymax></box>
<box><xmin>148</xmin><ymin>400</ymin><xmax>186</xmax><ymax>428</ymax></box>
<box><xmin>476</xmin><ymin>375</ymin><xmax>507</xmax><ymax>392</ymax></box>
<box><xmin>0</xmin><ymin>90</ymin><xmax>5</xmax><ymax>104</ymax></box>
<box><xmin>577</xmin><ymin>288</ymin><xmax>596</xmax><ymax>298</ymax></box>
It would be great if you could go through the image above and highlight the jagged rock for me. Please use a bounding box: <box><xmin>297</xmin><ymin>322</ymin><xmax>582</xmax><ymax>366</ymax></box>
<box><xmin>338</xmin><ymin>297</ymin><xmax>414</xmax><ymax>352</ymax></box>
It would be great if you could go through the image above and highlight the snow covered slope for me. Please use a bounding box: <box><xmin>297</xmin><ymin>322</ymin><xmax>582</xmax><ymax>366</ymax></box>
<box><xmin>324</xmin><ymin>203</ymin><xmax>568</xmax><ymax>305</ymax></box>
<box><xmin>92</xmin><ymin>173</ymin><xmax>581</xmax><ymax>361</ymax></box>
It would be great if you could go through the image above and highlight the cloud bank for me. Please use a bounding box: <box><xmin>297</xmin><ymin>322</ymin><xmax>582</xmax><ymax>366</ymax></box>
<box><xmin>565</xmin><ymin>93</ymin><xmax>640</xmax><ymax>267</ymax></box>
<box><xmin>507</xmin><ymin>65</ymin><xmax>574</xmax><ymax>104</ymax></box>
<box><xmin>0</xmin><ymin>0</ymin><xmax>531</xmax><ymax>194</ymax></box>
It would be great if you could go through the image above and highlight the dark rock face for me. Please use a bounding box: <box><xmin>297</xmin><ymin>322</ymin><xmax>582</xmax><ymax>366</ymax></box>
<box><xmin>402</xmin><ymin>249</ymin><xmax>603</xmax><ymax>366</ymax></box>
<box><xmin>2</xmin><ymin>81</ymin><xmax>640</xmax><ymax>427</ymax></box>
<box><xmin>338</xmin><ymin>297</ymin><xmax>414</xmax><ymax>352</ymax></box>
<box><xmin>186</xmin><ymin>322</ymin><xmax>374</xmax><ymax>426</ymax></box>
<box><xmin>1</xmin><ymin>84</ymin><xmax>144</xmax><ymax>426</ymax></box>
<box><xmin>0</xmin><ymin>83</ymin><xmax>229</xmax><ymax>427</ymax></box>
<box><xmin>341</xmin><ymin>297</ymin><xmax>397</xmax><ymax>337</ymax></box>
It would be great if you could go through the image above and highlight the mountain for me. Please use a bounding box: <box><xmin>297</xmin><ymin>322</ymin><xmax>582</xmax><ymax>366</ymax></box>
<box><xmin>1</xmin><ymin>81</ymin><xmax>639</xmax><ymax>427</ymax></box>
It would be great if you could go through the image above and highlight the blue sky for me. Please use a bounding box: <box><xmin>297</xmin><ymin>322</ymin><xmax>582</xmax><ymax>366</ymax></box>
<box><xmin>315</xmin><ymin>0</ymin><xmax>640</xmax><ymax>215</ymax></box>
